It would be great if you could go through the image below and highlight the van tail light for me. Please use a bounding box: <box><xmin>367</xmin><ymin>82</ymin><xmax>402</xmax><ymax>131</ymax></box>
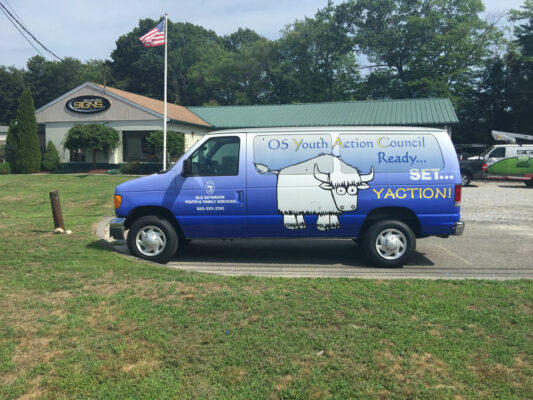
<box><xmin>114</xmin><ymin>195</ymin><xmax>122</xmax><ymax>209</ymax></box>
<box><xmin>454</xmin><ymin>184</ymin><xmax>461</xmax><ymax>208</ymax></box>
<box><xmin>482</xmin><ymin>163</ymin><xmax>487</xmax><ymax>172</ymax></box>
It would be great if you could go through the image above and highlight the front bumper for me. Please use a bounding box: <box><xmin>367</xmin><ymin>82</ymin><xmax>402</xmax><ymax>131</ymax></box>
<box><xmin>109</xmin><ymin>217</ymin><xmax>126</xmax><ymax>240</ymax></box>
<box><xmin>453</xmin><ymin>221</ymin><xmax>465</xmax><ymax>236</ymax></box>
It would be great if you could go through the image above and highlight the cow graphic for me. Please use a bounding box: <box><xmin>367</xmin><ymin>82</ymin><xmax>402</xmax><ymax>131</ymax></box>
<box><xmin>255</xmin><ymin>154</ymin><xmax>374</xmax><ymax>230</ymax></box>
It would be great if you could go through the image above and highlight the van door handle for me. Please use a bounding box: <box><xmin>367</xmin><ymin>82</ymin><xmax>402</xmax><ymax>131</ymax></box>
<box><xmin>236</xmin><ymin>191</ymin><xmax>244</xmax><ymax>203</ymax></box>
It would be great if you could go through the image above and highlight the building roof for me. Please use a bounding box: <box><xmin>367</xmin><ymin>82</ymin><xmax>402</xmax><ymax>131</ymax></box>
<box><xmin>189</xmin><ymin>98</ymin><xmax>458</xmax><ymax>129</ymax></box>
<box><xmin>92</xmin><ymin>84</ymin><xmax>211</xmax><ymax>128</ymax></box>
<box><xmin>35</xmin><ymin>82</ymin><xmax>211</xmax><ymax>128</ymax></box>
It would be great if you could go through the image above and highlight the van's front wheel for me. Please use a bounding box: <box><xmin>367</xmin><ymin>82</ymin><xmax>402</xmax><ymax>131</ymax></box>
<box><xmin>362</xmin><ymin>220</ymin><xmax>416</xmax><ymax>267</ymax></box>
<box><xmin>127</xmin><ymin>215</ymin><xmax>178</xmax><ymax>264</ymax></box>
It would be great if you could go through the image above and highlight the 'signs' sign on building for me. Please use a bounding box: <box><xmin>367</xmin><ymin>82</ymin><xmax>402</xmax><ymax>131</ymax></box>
<box><xmin>66</xmin><ymin>96</ymin><xmax>111</xmax><ymax>114</ymax></box>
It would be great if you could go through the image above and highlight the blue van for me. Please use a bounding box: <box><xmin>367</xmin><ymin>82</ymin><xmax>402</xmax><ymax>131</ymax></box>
<box><xmin>110</xmin><ymin>127</ymin><xmax>464</xmax><ymax>267</ymax></box>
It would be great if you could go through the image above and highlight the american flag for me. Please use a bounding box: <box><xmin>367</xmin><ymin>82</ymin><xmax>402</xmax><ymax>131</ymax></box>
<box><xmin>139</xmin><ymin>20</ymin><xmax>165</xmax><ymax>47</ymax></box>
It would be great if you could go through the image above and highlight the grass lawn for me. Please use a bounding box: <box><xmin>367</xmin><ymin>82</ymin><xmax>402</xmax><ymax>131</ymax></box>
<box><xmin>0</xmin><ymin>175</ymin><xmax>532</xmax><ymax>399</ymax></box>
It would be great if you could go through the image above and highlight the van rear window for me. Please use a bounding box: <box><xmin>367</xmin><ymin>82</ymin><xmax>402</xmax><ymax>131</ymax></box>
<box><xmin>253</xmin><ymin>134</ymin><xmax>332</xmax><ymax>173</ymax></box>
<box><xmin>338</xmin><ymin>134</ymin><xmax>444</xmax><ymax>173</ymax></box>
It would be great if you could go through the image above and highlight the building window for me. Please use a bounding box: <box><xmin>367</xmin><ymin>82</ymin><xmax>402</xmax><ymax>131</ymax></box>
<box><xmin>38</xmin><ymin>124</ymin><xmax>46</xmax><ymax>154</ymax></box>
<box><xmin>123</xmin><ymin>131</ymin><xmax>159</xmax><ymax>162</ymax></box>
<box><xmin>70</xmin><ymin>148</ymin><xmax>86</xmax><ymax>162</ymax></box>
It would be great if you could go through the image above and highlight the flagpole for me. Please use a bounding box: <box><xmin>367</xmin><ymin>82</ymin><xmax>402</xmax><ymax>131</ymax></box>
<box><xmin>163</xmin><ymin>13</ymin><xmax>168</xmax><ymax>171</ymax></box>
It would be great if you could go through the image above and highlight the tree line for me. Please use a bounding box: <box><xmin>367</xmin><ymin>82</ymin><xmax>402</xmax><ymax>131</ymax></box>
<box><xmin>2</xmin><ymin>0</ymin><xmax>533</xmax><ymax>144</ymax></box>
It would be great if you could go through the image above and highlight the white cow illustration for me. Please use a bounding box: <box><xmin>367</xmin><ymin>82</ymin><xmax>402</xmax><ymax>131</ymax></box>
<box><xmin>255</xmin><ymin>154</ymin><xmax>374</xmax><ymax>230</ymax></box>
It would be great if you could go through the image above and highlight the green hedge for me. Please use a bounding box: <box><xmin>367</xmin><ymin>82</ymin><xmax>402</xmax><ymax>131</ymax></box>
<box><xmin>0</xmin><ymin>162</ymin><xmax>11</xmax><ymax>174</ymax></box>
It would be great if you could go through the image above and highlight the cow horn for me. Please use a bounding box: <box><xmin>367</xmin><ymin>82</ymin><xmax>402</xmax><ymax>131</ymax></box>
<box><xmin>360</xmin><ymin>167</ymin><xmax>374</xmax><ymax>182</ymax></box>
<box><xmin>313</xmin><ymin>164</ymin><xmax>329</xmax><ymax>183</ymax></box>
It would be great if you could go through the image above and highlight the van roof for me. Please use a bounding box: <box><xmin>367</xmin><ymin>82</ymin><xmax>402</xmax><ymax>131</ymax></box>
<box><xmin>205</xmin><ymin>126</ymin><xmax>449</xmax><ymax>135</ymax></box>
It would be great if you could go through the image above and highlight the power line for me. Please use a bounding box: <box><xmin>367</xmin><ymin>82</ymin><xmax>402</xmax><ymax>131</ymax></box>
<box><xmin>4</xmin><ymin>0</ymin><xmax>31</xmax><ymax>32</ymax></box>
<box><xmin>0</xmin><ymin>1</ymin><xmax>62</xmax><ymax>61</ymax></box>
<box><xmin>0</xmin><ymin>4</ymin><xmax>45</xmax><ymax>58</ymax></box>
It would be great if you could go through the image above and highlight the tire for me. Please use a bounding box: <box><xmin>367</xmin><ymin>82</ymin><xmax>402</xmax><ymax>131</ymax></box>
<box><xmin>461</xmin><ymin>171</ymin><xmax>471</xmax><ymax>186</ymax></box>
<box><xmin>362</xmin><ymin>220</ymin><xmax>416</xmax><ymax>267</ymax></box>
<box><xmin>127</xmin><ymin>215</ymin><xmax>179</xmax><ymax>264</ymax></box>
<box><xmin>525</xmin><ymin>180</ymin><xmax>533</xmax><ymax>187</ymax></box>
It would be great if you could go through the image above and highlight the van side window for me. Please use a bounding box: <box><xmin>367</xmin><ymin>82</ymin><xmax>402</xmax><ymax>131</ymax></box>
<box><xmin>488</xmin><ymin>147</ymin><xmax>506</xmax><ymax>158</ymax></box>
<box><xmin>190</xmin><ymin>136</ymin><xmax>240</xmax><ymax>176</ymax></box>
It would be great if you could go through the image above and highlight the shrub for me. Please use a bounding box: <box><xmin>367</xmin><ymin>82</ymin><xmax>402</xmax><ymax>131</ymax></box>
<box><xmin>41</xmin><ymin>141</ymin><xmax>62</xmax><ymax>171</ymax></box>
<box><xmin>146</xmin><ymin>130</ymin><xmax>185</xmax><ymax>164</ymax></box>
<box><xmin>119</xmin><ymin>162</ymin><xmax>144</xmax><ymax>175</ymax></box>
<box><xmin>63</xmin><ymin>124</ymin><xmax>120</xmax><ymax>170</ymax></box>
<box><xmin>0</xmin><ymin>162</ymin><xmax>11</xmax><ymax>174</ymax></box>
<box><xmin>0</xmin><ymin>144</ymin><xmax>5</xmax><ymax>163</ymax></box>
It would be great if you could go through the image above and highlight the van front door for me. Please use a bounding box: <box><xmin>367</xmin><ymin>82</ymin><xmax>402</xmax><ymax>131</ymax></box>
<box><xmin>174</xmin><ymin>134</ymin><xmax>246</xmax><ymax>238</ymax></box>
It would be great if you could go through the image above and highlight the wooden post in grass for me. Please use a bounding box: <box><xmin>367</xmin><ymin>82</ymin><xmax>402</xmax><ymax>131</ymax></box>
<box><xmin>49</xmin><ymin>190</ymin><xmax>65</xmax><ymax>230</ymax></box>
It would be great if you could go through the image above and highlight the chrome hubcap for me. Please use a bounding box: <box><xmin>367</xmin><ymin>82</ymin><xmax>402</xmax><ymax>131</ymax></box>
<box><xmin>462</xmin><ymin>174</ymin><xmax>468</xmax><ymax>186</ymax></box>
<box><xmin>376</xmin><ymin>229</ymin><xmax>407</xmax><ymax>260</ymax></box>
<box><xmin>136</xmin><ymin>226</ymin><xmax>166</xmax><ymax>256</ymax></box>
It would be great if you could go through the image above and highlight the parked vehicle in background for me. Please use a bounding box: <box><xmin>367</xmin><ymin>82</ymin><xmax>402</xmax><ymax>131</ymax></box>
<box><xmin>481</xmin><ymin>131</ymin><xmax>533</xmax><ymax>187</ymax></box>
<box><xmin>110</xmin><ymin>126</ymin><xmax>464</xmax><ymax>267</ymax></box>
<box><xmin>455</xmin><ymin>144</ymin><xmax>488</xmax><ymax>186</ymax></box>
<box><xmin>459</xmin><ymin>158</ymin><xmax>485</xmax><ymax>186</ymax></box>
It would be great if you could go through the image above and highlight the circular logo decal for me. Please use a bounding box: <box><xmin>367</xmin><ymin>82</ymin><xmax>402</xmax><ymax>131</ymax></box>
<box><xmin>205</xmin><ymin>181</ymin><xmax>215</xmax><ymax>195</ymax></box>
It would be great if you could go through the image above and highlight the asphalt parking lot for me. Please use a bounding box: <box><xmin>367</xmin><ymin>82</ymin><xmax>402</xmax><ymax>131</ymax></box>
<box><xmin>99</xmin><ymin>181</ymin><xmax>533</xmax><ymax>279</ymax></box>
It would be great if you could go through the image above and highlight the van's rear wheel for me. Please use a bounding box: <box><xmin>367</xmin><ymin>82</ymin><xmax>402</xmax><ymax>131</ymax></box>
<box><xmin>363</xmin><ymin>220</ymin><xmax>416</xmax><ymax>267</ymax></box>
<box><xmin>127</xmin><ymin>215</ymin><xmax>178</xmax><ymax>264</ymax></box>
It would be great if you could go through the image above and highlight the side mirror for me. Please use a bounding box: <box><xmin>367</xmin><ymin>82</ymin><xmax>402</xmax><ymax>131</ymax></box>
<box><xmin>182</xmin><ymin>158</ymin><xmax>192</xmax><ymax>176</ymax></box>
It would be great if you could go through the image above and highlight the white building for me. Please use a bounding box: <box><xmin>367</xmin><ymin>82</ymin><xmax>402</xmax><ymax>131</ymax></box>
<box><xmin>35</xmin><ymin>82</ymin><xmax>211</xmax><ymax>166</ymax></box>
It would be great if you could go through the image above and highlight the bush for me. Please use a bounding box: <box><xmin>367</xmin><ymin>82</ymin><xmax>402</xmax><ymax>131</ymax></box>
<box><xmin>119</xmin><ymin>162</ymin><xmax>162</xmax><ymax>175</ymax></box>
<box><xmin>0</xmin><ymin>144</ymin><xmax>5</xmax><ymax>163</ymax></box>
<box><xmin>146</xmin><ymin>130</ymin><xmax>185</xmax><ymax>164</ymax></box>
<box><xmin>41</xmin><ymin>141</ymin><xmax>62</xmax><ymax>171</ymax></box>
<box><xmin>63</xmin><ymin>124</ymin><xmax>120</xmax><ymax>170</ymax></box>
<box><xmin>119</xmin><ymin>162</ymin><xmax>144</xmax><ymax>175</ymax></box>
<box><xmin>0</xmin><ymin>162</ymin><xmax>11</xmax><ymax>174</ymax></box>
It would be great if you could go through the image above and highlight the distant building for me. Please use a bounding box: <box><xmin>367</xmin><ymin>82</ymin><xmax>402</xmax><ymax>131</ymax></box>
<box><xmin>0</xmin><ymin>125</ymin><xmax>8</xmax><ymax>145</ymax></box>
<box><xmin>35</xmin><ymin>82</ymin><xmax>458</xmax><ymax>167</ymax></box>
<box><xmin>36</xmin><ymin>82</ymin><xmax>211</xmax><ymax>166</ymax></box>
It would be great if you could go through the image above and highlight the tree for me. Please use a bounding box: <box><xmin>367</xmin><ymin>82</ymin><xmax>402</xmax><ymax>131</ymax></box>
<box><xmin>510</xmin><ymin>0</ymin><xmax>533</xmax><ymax>57</ymax></box>
<box><xmin>41</xmin><ymin>140</ymin><xmax>61</xmax><ymax>171</ymax></box>
<box><xmin>25</xmin><ymin>56</ymin><xmax>105</xmax><ymax>109</ymax></box>
<box><xmin>336</xmin><ymin>0</ymin><xmax>499</xmax><ymax>100</ymax></box>
<box><xmin>7</xmin><ymin>87</ymin><xmax>41</xmax><ymax>173</ymax></box>
<box><xmin>146</xmin><ymin>130</ymin><xmax>185</xmax><ymax>162</ymax></box>
<box><xmin>63</xmin><ymin>124</ymin><xmax>120</xmax><ymax>169</ymax></box>
<box><xmin>276</xmin><ymin>2</ymin><xmax>360</xmax><ymax>103</ymax></box>
<box><xmin>0</xmin><ymin>66</ymin><xmax>25</xmax><ymax>124</ymax></box>
<box><xmin>111</xmin><ymin>19</ymin><xmax>223</xmax><ymax>105</ymax></box>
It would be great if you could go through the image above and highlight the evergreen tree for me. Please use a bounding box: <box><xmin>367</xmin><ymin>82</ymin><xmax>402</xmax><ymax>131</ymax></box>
<box><xmin>8</xmin><ymin>88</ymin><xmax>41</xmax><ymax>173</ymax></box>
<box><xmin>41</xmin><ymin>140</ymin><xmax>61</xmax><ymax>171</ymax></box>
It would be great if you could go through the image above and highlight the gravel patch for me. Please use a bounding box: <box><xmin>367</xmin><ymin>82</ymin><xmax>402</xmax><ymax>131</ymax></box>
<box><xmin>461</xmin><ymin>181</ymin><xmax>533</xmax><ymax>224</ymax></box>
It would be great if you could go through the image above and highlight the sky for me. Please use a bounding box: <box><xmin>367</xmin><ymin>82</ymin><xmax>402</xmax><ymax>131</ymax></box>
<box><xmin>0</xmin><ymin>0</ymin><xmax>528</xmax><ymax>69</ymax></box>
